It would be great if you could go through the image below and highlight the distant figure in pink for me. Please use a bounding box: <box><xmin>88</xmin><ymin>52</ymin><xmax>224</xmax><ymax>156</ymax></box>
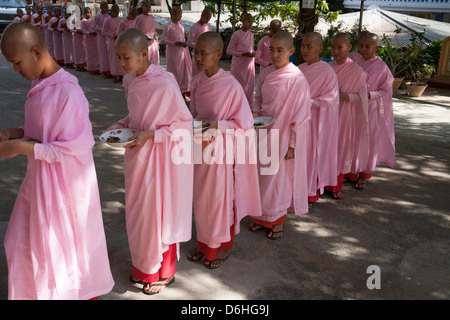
<box><xmin>161</xmin><ymin>6</ymin><xmax>192</xmax><ymax>95</ymax></box>
<box><xmin>187</xmin><ymin>7</ymin><xmax>212</xmax><ymax>77</ymax></box>
<box><xmin>227</xmin><ymin>13</ymin><xmax>256</xmax><ymax>106</ymax></box>
<box><xmin>48</xmin><ymin>7</ymin><xmax>64</xmax><ymax>64</ymax></box>
<box><xmin>42</xmin><ymin>4</ymin><xmax>54</xmax><ymax>58</ymax></box>
<box><xmin>81</xmin><ymin>7</ymin><xmax>100</xmax><ymax>74</ymax></box>
<box><xmin>57</xmin><ymin>9</ymin><xmax>75</xmax><ymax>68</ymax></box>
<box><xmin>94</xmin><ymin>1</ymin><xmax>111</xmax><ymax>78</ymax></box>
<box><xmin>103</xmin><ymin>4</ymin><xmax>124</xmax><ymax>82</ymax></box>
<box><xmin>0</xmin><ymin>22</ymin><xmax>114</xmax><ymax>300</ymax></box>
<box><xmin>117</xmin><ymin>8</ymin><xmax>138</xmax><ymax>34</ymax></box>
<box><xmin>134</xmin><ymin>0</ymin><xmax>160</xmax><ymax>66</ymax></box>
<box><xmin>255</xmin><ymin>19</ymin><xmax>281</xmax><ymax>71</ymax></box>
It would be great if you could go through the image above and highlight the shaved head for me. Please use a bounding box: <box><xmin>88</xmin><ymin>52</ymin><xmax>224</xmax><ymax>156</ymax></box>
<box><xmin>360</xmin><ymin>32</ymin><xmax>379</xmax><ymax>45</ymax></box>
<box><xmin>272</xmin><ymin>31</ymin><xmax>293</xmax><ymax>48</ymax></box>
<box><xmin>197</xmin><ymin>31</ymin><xmax>223</xmax><ymax>51</ymax></box>
<box><xmin>333</xmin><ymin>32</ymin><xmax>351</xmax><ymax>45</ymax></box>
<box><xmin>116</xmin><ymin>28</ymin><xmax>148</xmax><ymax>54</ymax></box>
<box><xmin>304</xmin><ymin>31</ymin><xmax>323</xmax><ymax>45</ymax></box>
<box><xmin>1</xmin><ymin>22</ymin><xmax>46</xmax><ymax>55</ymax></box>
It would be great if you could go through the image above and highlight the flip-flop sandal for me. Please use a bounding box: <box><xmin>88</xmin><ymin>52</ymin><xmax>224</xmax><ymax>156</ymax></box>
<box><xmin>204</xmin><ymin>255</ymin><xmax>229</xmax><ymax>269</ymax></box>
<box><xmin>142</xmin><ymin>277</ymin><xmax>175</xmax><ymax>295</ymax></box>
<box><xmin>332</xmin><ymin>191</ymin><xmax>343</xmax><ymax>199</ymax></box>
<box><xmin>187</xmin><ymin>248</ymin><xmax>204</xmax><ymax>262</ymax></box>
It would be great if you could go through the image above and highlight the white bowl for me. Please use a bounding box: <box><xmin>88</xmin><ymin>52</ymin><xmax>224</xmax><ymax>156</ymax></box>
<box><xmin>99</xmin><ymin>128</ymin><xmax>139</xmax><ymax>148</ymax></box>
<box><xmin>254</xmin><ymin>116</ymin><xmax>276</xmax><ymax>128</ymax></box>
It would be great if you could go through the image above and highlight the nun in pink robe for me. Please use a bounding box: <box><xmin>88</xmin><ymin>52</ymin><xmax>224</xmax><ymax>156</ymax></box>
<box><xmin>4</xmin><ymin>68</ymin><xmax>114</xmax><ymax>300</ymax></box>
<box><xmin>117</xmin><ymin>65</ymin><xmax>193</xmax><ymax>282</ymax></box>
<box><xmin>250</xmin><ymin>63</ymin><xmax>311</xmax><ymax>226</ymax></box>
<box><xmin>161</xmin><ymin>19</ymin><xmax>192</xmax><ymax>94</ymax></box>
<box><xmin>42</xmin><ymin>12</ymin><xmax>54</xmax><ymax>58</ymax></box>
<box><xmin>72</xmin><ymin>22</ymin><xmax>87</xmax><ymax>69</ymax></box>
<box><xmin>57</xmin><ymin>17</ymin><xmax>74</xmax><ymax>67</ymax></box>
<box><xmin>49</xmin><ymin>16</ymin><xmax>64</xmax><ymax>63</ymax></box>
<box><xmin>255</xmin><ymin>35</ymin><xmax>272</xmax><ymax>71</ymax></box>
<box><xmin>117</xmin><ymin>15</ymin><xmax>136</xmax><ymax>34</ymax></box>
<box><xmin>327</xmin><ymin>58</ymin><xmax>369</xmax><ymax>192</ymax></box>
<box><xmin>356</xmin><ymin>56</ymin><xmax>396</xmax><ymax>173</ymax></box>
<box><xmin>81</xmin><ymin>17</ymin><xmax>100</xmax><ymax>73</ymax></box>
<box><xmin>94</xmin><ymin>10</ymin><xmax>111</xmax><ymax>76</ymax></box>
<box><xmin>187</xmin><ymin>21</ymin><xmax>211</xmax><ymax>76</ymax></box>
<box><xmin>298</xmin><ymin>60</ymin><xmax>339</xmax><ymax>201</ymax></box>
<box><xmin>190</xmin><ymin>68</ymin><xmax>261</xmax><ymax>261</ymax></box>
<box><xmin>31</xmin><ymin>12</ymin><xmax>45</xmax><ymax>38</ymax></box>
<box><xmin>103</xmin><ymin>15</ymin><xmax>124</xmax><ymax>78</ymax></box>
<box><xmin>134</xmin><ymin>13</ymin><xmax>160</xmax><ymax>66</ymax></box>
<box><xmin>226</xmin><ymin>29</ymin><xmax>256</xmax><ymax>106</ymax></box>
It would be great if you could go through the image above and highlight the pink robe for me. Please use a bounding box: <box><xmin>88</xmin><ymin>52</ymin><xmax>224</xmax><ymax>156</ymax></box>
<box><xmin>118</xmin><ymin>65</ymin><xmax>193</xmax><ymax>275</ymax></box>
<box><xmin>356</xmin><ymin>57</ymin><xmax>396</xmax><ymax>172</ymax></box>
<box><xmin>187</xmin><ymin>22</ymin><xmax>211</xmax><ymax>76</ymax></box>
<box><xmin>103</xmin><ymin>16</ymin><xmax>124</xmax><ymax>77</ymax></box>
<box><xmin>81</xmin><ymin>18</ymin><xmax>100</xmax><ymax>72</ymax></box>
<box><xmin>31</xmin><ymin>13</ymin><xmax>45</xmax><ymax>38</ymax></box>
<box><xmin>94</xmin><ymin>12</ymin><xmax>111</xmax><ymax>75</ymax></box>
<box><xmin>255</xmin><ymin>35</ymin><xmax>272</xmax><ymax>71</ymax></box>
<box><xmin>299</xmin><ymin>60</ymin><xmax>339</xmax><ymax>196</ymax></box>
<box><xmin>329</xmin><ymin>58</ymin><xmax>370</xmax><ymax>175</ymax></box>
<box><xmin>117</xmin><ymin>17</ymin><xmax>135</xmax><ymax>34</ymax></box>
<box><xmin>227</xmin><ymin>29</ymin><xmax>255</xmax><ymax>106</ymax></box>
<box><xmin>134</xmin><ymin>13</ymin><xmax>160</xmax><ymax>66</ymax></box>
<box><xmin>190</xmin><ymin>68</ymin><xmax>261</xmax><ymax>248</ymax></box>
<box><xmin>251</xmin><ymin>63</ymin><xmax>311</xmax><ymax>221</ymax></box>
<box><xmin>58</xmin><ymin>18</ymin><xmax>74</xmax><ymax>66</ymax></box>
<box><xmin>161</xmin><ymin>20</ymin><xmax>192</xmax><ymax>93</ymax></box>
<box><xmin>42</xmin><ymin>13</ymin><xmax>54</xmax><ymax>58</ymax></box>
<box><xmin>72</xmin><ymin>23</ymin><xmax>86</xmax><ymax>67</ymax></box>
<box><xmin>49</xmin><ymin>17</ymin><xmax>64</xmax><ymax>63</ymax></box>
<box><xmin>348</xmin><ymin>51</ymin><xmax>364</xmax><ymax>64</ymax></box>
<box><xmin>4</xmin><ymin>68</ymin><xmax>114</xmax><ymax>300</ymax></box>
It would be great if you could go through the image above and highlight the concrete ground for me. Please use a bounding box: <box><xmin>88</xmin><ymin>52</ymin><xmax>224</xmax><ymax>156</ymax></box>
<box><xmin>0</xmin><ymin>52</ymin><xmax>449</xmax><ymax>302</ymax></box>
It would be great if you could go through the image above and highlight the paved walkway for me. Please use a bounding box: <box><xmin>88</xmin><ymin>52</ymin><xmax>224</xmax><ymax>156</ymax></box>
<box><xmin>0</xmin><ymin>53</ymin><xmax>449</xmax><ymax>303</ymax></box>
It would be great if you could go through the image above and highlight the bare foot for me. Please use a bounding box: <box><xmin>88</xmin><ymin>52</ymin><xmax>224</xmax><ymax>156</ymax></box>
<box><xmin>142</xmin><ymin>276</ymin><xmax>175</xmax><ymax>295</ymax></box>
<box><xmin>204</xmin><ymin>250</ymin><xmax>229</xmax><ymax>269</ymax></box>
<box><xmin>267</xmin><ymin>223</ymin><xmax>283</xmax><ymax>240</ymax></box>
<box><xmin>187</xmin><ymin>248</ymin><xmax>204</xmax><ymax>262</ymax></box>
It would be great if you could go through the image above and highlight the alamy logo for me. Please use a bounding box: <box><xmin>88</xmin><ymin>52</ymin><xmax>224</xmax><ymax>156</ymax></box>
<box><xmin>366</xmin><ymin>265</ymin><xmax>381</xmax><ymax>289</ymax></box>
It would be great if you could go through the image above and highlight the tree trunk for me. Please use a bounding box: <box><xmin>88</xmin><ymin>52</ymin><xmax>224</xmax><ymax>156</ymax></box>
<box><xmin>295</xmin><ymin>0</ymin><xmax>318</xmax><ymax>66</ymax></box>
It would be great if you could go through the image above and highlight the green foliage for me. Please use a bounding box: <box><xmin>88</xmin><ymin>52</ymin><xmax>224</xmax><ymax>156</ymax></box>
<box><xmin>376</xmin><ymin>27</ymin><xmax>442</xmax><ymax>81</ymax></box>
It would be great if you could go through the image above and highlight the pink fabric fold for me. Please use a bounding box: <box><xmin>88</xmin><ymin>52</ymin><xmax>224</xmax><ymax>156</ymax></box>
<box><xmin>81</xmin><ymin>18</ymin><xmax>100</xmax><ymax>72</ymax></box>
